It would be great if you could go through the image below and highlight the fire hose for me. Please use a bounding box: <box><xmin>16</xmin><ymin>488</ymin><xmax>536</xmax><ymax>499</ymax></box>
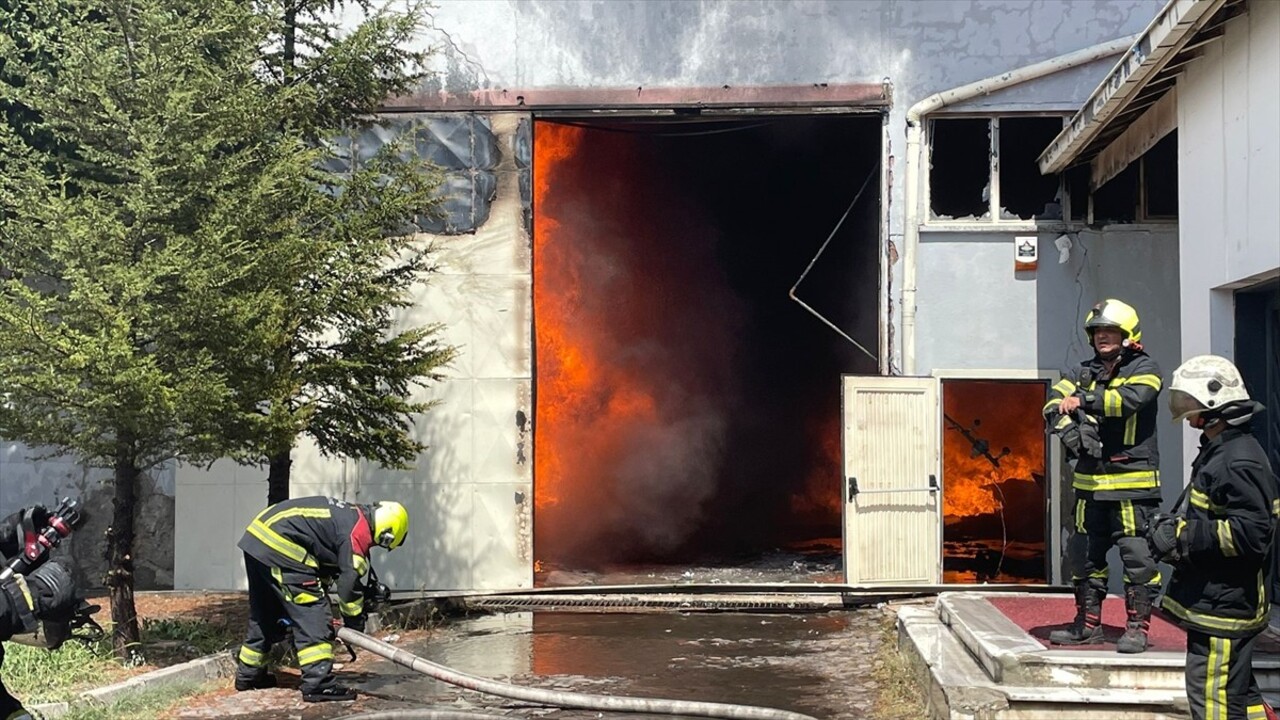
<box><xmin>335</xmin><ymin>626</ymin><xmax>821</xmax><ymax>720</ymax></box>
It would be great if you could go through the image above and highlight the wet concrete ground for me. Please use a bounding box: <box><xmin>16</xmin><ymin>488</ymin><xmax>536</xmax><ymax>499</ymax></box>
<box><xmin>175</xmin><ymin>607</ymin><xmax>916</xmax><ymax>720</ymax></box>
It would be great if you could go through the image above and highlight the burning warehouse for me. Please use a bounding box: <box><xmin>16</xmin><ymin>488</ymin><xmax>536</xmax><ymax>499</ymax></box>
<box><xmin>165</xmin><ymin>0</ymin><xmax>1192</xmax><ymax>594</ymax></box>
<box><xmin>533</xmin><ymin>117</ymin><xmax>879</xmax><ymax>574</ymax></box>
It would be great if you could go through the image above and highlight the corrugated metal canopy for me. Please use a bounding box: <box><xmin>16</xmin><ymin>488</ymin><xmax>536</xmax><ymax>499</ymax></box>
<box><xmin>1038</xmin><ymin>0</ymin><xmax>1247</xmax><ymax>177</ymax></box>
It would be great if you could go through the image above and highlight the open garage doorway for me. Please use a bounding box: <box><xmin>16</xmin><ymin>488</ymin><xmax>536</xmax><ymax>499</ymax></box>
<box><xmin>532</xmin><ymin>115</ymin><xmax>882</xmax><ymax>585</ymax></box>
<box><xmin>940</xmin><ymin>379</ymin><xmax>1049</xmax><ymax>584</ymax></box>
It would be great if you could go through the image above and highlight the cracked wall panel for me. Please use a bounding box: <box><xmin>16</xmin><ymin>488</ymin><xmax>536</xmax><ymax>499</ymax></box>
<box><xmin>319</xmin><ymin>133</ymin><xmax>355</xmax><ymax>176</ymax></box>
<box><xmin>417</xmin><ymin>171</ymin><xmax>497</xmax><ymax>235</ymax></box>
<box><xmin>411</xmin><ymin>113</ymin><xmax>499</xmax><ymax>170</ymax></box>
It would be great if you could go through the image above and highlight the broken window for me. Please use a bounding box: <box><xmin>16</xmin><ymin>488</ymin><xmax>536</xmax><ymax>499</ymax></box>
<box><xmin>1068</xmin><ymin>131</ymin><xmax>1179</xmax><ymax>224</ymax></box>
<box><xmin>1142</xmin><ymin>132</ymin><xmax>1178</xmax><ymax>218</ymax></box>
<box><xmin>1064</xmin><ymin>165</ymin><xmax>1090</xmax><ymax>222</ymax></box>
<box><xmin>929</xmin><ymin>119</ymin><xmax>990</xmax><ymax>220</ymax></box>
<box><xmin>1092</xmin><ymin>163</ymin><xmax>1139</xmax><ymax>224</ymax></box>
<box><xmin>928</xmin><ymin>115</ymin><xmax>1067</xmax><ymax>223</ymax></box>
<box><xmin>998</xmin><ymin>117</ymin><xmax>1066</xmax><ymax>220</ymax></box>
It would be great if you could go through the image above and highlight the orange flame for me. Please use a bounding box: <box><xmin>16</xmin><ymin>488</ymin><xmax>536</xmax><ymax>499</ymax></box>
<box><xmin>941</xmin><ymin>382</ymin><xmax>1045</xmax><ymax>521</ymax></box>
<box><xmin>789</xmin><ymin>413</ymin><xmax>842</xmax><ymax>522</ymax></box>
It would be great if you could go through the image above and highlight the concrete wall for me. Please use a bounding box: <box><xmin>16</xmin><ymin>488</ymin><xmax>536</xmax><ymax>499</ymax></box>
<box><xmin>1177</xmin><ymin>0</ymin><xmax>1280</xmax><ymax>465</ymax></box>
<box><xmin>413</xmin><ymin>0</ymin><xmax>1164</xmax><ymax>372</ymax></box>
<box><xmin>1177</xmin><ymin>0</ymin><xmax>1280</xmax><ymax>357</ymax></box>
<box><xmin>916</xmin><ymin>225</ymin><xmax>1184</xmax><ymax>581</ymax></box>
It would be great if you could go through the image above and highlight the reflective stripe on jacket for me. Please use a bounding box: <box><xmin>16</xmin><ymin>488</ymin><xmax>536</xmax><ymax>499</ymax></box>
<box><xmin>1043</xmin><ymin>349</ymin><xmax>1163</xmax><ymax>500</ymax></box>
<box><xmin>1162</xmin><ymin>427</ymin><xmax>1280</xmax><ymax>639</ymax></box>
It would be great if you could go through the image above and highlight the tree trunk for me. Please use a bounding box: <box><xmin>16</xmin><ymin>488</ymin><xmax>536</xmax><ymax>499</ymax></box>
<box><xmin>267</xmin><ymin>450</ymin><xmax>291</xmax><ymax>506</ymax></box>
<box><xmin>106</xmin><ymin>437</ymin><xmax>142</xmax><ymax>663</ymax></box>
<box><xmin>282</xmin><ymin>2</ymin><xmax>297</xmax><ymax>84</ymax></box>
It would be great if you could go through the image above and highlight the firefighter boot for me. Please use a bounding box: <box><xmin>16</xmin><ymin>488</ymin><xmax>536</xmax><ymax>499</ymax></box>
<box><xmin>234</xmin><ymin>672</ymin><xmax>278</xmax><ymax>691</ymax></box>
<box><xmin>1048</xmin><ymin>581</ymin><xmax>1104</xmax><ymax>645</ymax></box>
<box><xmin>1116</xmin><ymin>584</ymin><xmax>1153</xmax><ymax>654</ymax></box>
<box><xmin>302</xmin><ymin>684</ymin><xmax>357</xmax><ymax>703</ymax></box>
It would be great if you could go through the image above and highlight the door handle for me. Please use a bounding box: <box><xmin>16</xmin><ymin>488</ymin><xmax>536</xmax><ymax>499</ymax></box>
<box><xmin>848</xmin><ymin>475</ymin><xmax>940</xmax><ymax>499</ymax></box>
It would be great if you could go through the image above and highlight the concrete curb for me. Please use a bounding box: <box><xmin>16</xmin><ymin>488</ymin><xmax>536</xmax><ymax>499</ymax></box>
<box><xmin>30</xmin><ymin>650</ymin><xmax>236</xmax><ymax>719</ymax></box>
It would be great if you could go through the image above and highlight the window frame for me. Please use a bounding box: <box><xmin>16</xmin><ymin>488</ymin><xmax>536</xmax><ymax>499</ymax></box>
<box><xmin>922</xmin><ymin>113</ymin><xmax>1179</xmax><ymax>230</ymax></box>
<box><xmin>923</xmin><ymin>114</ymin><xmax>1070</xmax><ymax>229</ymax></box>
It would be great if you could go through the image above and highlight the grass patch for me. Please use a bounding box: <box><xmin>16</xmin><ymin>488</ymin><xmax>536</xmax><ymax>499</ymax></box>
<box><xmin>3</xmin><ymin>617</ymin><xmax>239</xmax><ymax>705</ymax></box>
<box><xmin>59</xmin><ymin>680</ymin><xmax>219</xmax><ymax>720</ymax></box>
<box><xmin>871</xmin><ymin>606</ymin><xmax>927</xmax><ymax>720</ymax></box>
<box><xmin>142</xmin><ymin>616</ymin><xmax>238</xmax><ymax>656</ymax></box>
<box><xmin>1</xmin><ymin>639</ymin><xmax>127</xmax><ymax>704</ymax></box>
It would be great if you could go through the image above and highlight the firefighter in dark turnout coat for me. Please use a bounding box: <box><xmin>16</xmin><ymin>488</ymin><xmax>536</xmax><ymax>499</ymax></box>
<box><xmin>1045</xmin><ymin>299</ymin><xmax>1164</xmax><ymax>653</ymax></box>
<box><xmin>1148</xmin><ymin>355</ymin><xmax>1279</xmax><ymax>720</ymax></box>
<box><xmin>0</xmin><ymin>507</ymin><xmax>80</xmax><ymax>720</ymax></box>
<box><xmin>233</xmin><ymin>496</ymin><xmax>409</xmax><ymax>703</ymax></box>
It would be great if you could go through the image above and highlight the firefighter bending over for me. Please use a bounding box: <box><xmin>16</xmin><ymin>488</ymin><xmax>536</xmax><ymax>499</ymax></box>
<box><xmin>1045</xmin><ymin>299</ymin><xmax>1163</xmax><ymax>653</ymax></box>
<box><xmin>0</xmin><ymin>507</ymin><xmax>81</xmax><ymax>720</ymax></box>
<box><xmin>234</xmin><ymin>496</ymin><xmax>409</xmax><ymax>703</ymax></box>
<box><xmin>1149</xmin><ymin>355</ymin><xmax>1279</xmax><ymax>720</ymax></box>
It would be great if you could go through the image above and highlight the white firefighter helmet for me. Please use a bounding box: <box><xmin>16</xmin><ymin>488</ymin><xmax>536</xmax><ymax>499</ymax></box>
<box><xmin>1168</xmin><ymin>354</ymin><xmax>1252</xmax><ymax>423</ymax></box>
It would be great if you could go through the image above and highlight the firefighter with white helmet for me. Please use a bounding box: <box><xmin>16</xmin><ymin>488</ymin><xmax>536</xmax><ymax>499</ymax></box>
<box><xmin>1044</xmin><ymin>299</ymin><xmax>1164</xmax><ymax>653</ymax></box>
<box><xmin>233</xmin><ymin>496</ymin><xmax>408</xmax><ymax>703</ymax></box>
<box><xmin>1148</xmin><ymin>355</ymin><xmax>1278</xmax><ymax>720</ymax></box>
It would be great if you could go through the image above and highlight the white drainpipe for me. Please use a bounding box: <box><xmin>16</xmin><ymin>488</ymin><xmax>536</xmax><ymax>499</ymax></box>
<box><xmin>900</xmin><ymin>34</ymin><xmax>1138</xmax><ymax>375</ymax></box>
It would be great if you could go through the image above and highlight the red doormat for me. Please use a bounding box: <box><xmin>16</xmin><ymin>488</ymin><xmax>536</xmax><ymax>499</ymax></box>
<box><xmin>987</xmin><ymin>595</ymin><xmax>1186</xmax><ymax>652</ymax></box>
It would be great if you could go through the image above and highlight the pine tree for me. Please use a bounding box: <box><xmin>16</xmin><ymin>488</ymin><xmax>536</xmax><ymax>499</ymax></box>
<box><xmin>0</xmin><ymin>0</ymin><xmax>451</xmax><ymax>661</ymax></box>
<box><xmin>0</xmin><ymin>0</ymin><xmax>316</xmax><ymax>660</ymax></box>
<box><xmin>244</xmin><ymin>0</ymin><xmax>454</xmax><ymax>504</ymax></box>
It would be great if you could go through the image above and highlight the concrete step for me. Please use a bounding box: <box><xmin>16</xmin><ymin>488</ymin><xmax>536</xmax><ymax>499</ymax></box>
<box><xmin>898</xmin><ymin>604</ymin><xmax>1189</xmax><ymax>720</ymax></box>
<box><xmin>937</xmin><ymin>592</ymin><xmax>1280</xmax><ymax>692</ymax></box>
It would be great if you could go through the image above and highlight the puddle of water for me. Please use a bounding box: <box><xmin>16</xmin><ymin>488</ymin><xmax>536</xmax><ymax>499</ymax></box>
<box><xmin>352</xmin><ymin>610</ymin><xmax>890</xmax><ymax>719</ymax></box>
<box><xmin>178</xmin><ymin>609</ymin><xmax>902</xmax><ymax>719</ymax></box>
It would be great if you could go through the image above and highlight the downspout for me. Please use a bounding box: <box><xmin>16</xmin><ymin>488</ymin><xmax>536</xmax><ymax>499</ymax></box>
<box><xmin>900</xmin><ymin>34</ymin><xmax>1138</xmax><ymax>374</ymax></box>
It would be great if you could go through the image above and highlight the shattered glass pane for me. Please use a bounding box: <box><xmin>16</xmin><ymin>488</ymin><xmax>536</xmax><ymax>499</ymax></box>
<box><xmin>317</xmin><ymin>133</ymin><xmax>354</xmax><ymax>176</ymax></box>
<box><xmin>517</xmin><ymin>117</ymin><xmax>532</xmax><ymax>232</ymax></box>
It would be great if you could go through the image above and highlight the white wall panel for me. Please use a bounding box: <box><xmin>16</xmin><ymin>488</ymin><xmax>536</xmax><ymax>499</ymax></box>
<box><xmin>175</xmin><ymin>113</ymin><xmax>532</xmax><ymax>591</ymax></box>
<box><xmin>1177</xmin><ymin>1</ymin><xmax>1280</xmax><ymax>467</ymax></box>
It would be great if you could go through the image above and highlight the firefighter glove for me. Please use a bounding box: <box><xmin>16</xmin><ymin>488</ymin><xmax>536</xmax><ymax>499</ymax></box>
<box><xmin>1053</xmin><ymin>412</ymin><xmax>1102</xmax><ymax>460</ymax></box>
<box><xmin>365</xmin><ymin>580</ymin><xmax>391</xmax><ymax>608</ymax></box>
<box><xmin>344</xmin><ymin>612</ymin><xmax>367</xmax><ymax>633</ymax></box>
<box><xmin>1147</xmin><ymin>514</ymin><xmax>1184</xmax><ymax>564</ymax></box>
<box><xmin>1077</xmin><ymin>415</ymin><xmax>1103</xmax><ymax>459</ymax></box>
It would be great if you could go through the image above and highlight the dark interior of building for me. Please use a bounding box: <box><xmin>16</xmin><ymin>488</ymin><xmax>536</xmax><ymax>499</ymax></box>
<box><xmin>533</xmin><ymin>114</ymin><xmax>882</xmax><ymax>576</ymax></box>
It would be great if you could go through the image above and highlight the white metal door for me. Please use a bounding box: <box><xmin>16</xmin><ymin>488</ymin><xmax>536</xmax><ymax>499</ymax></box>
<box><xmin>843</xmin><ymin>375</ymin><xmax>941</xmax><ymax>585</ymax></box>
